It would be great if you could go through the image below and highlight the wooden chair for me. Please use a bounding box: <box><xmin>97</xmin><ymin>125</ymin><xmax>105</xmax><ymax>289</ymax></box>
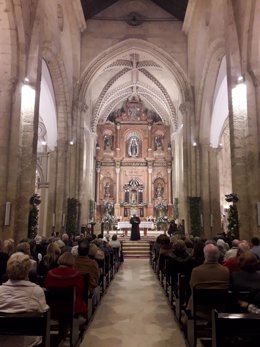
<box><xmin>212</xmin><ymin>309</ymin><xmax>260</xmax><ymax>347</ymax></box>
<box><xmin>0</xmin><ymin>309</ymin><xmax>50</xmax><ymax>347</ymax></box>
<box><xmin>44</xmin><ymin>287</ymin><xmax>80</xmax><ymax>347</ymax></box>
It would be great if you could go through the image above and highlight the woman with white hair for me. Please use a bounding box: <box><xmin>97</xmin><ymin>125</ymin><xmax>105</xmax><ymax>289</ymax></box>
<box><xmin>0</xmin><ymin>252</ymin><xmax>48</xmax><ymax>347</ymax></box>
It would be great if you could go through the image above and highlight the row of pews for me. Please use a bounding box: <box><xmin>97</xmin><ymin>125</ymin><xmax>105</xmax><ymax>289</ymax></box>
<box><xmin>149</xmin><ymin>241</ymin><xmax>260</xmax><ymax>347</ymax></box>
<box><xmin>0</xmin><ymin>247</ymin><xmax>123</xmax><ymax>347</ymax></box>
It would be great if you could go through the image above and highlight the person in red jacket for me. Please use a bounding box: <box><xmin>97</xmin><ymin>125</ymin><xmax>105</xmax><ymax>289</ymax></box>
<box><xmin>45</xmin><ymin>251</ymin><xmax>87</xmax><ymax>317</ymax></box>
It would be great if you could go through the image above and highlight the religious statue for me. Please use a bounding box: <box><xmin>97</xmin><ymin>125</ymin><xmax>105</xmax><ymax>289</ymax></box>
<box><xmin>104</xmin><ymin>182</ymin><xmax>110</xmax><ymax>198</ymax></box>
<box><xmin>104</xmin><ymin>135</ymin><xmax>112</xmax><ymax>150</ymax></box>
<box><xmin>155</xmin><ymin>183</ymin><xmax>163</xmax><ymax>198</ymax></box>
<box><xmin>154</xmin><ymin>135</ymin><xmax>162</xmax><ymax>150</ymax></box>
<box><xmin>128</xmin><ymin>137</ymin><xmax>139</xmax><ymax>157</ymax></box>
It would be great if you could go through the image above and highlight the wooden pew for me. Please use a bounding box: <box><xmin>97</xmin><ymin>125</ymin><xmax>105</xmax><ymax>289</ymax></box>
<box><xmin>186</xmin><ymin>286</ymin><xmax>232</xmax><ymax>347</ymax></box>
<box><xmin>45</xmin><ymin>287</ymin><xmax>80</xmax><ymax>347</ymax></box>
<box><xmin>0</xmin><ymin>309</ymin><xmax>50</xmax><ymax>347</ymax></box>
<box><xmin>112</xmin><ymin>247</ymin><xmax>120</xmax><ymax>273</ymax></box>
<box><xmin>212</xmin><ymin>309</ymin><xmax>260</xmax><ymax>347</ymax></box>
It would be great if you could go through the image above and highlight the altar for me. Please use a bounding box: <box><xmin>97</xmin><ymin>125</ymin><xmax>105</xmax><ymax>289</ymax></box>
<box><xmin>117</xmin><ymin>221</ymin><xmax>155</xmax><ymax>236</ymax></box>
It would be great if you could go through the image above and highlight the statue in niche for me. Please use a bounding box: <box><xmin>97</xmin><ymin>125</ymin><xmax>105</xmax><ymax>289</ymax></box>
<box><xmin>128</xmin><ymin>137</ymin><xmax>139</xmax><ymax>157</ymax></box>
<box><xmin>155</xmin><ymin>183</ymin><xmax>163</xmax><ymax>198</ymax></box>
<box><xmin>104</xmin><ymin>182</ymin><xmax>111</xmax><ymax>198</ymax></box>
<box><xmin>104</xmin><ymin>135</ymin><xmax>112</xmax><ymax>150</ymax></box>
<box><xmin>155</xmin><ymin>135</ymin><xmax>163</xmax><ymax>150</ymax></box>
<box><xmin>131</xmin><ymin>190</ymin><xmax>137</xmax><ymax>204</ymax></box>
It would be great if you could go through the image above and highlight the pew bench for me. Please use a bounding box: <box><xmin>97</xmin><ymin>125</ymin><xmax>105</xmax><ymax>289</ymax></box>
<box><xmin>212</xmin><ymin>309</ymin><xmax>260</xmax><ymax>347</ymax></box>
<box><xmin>45</xmin><ymin>287</ymin><xmax>80</xmax><ymax>347</ymax></box>
<box><xmin>185</xmin><ymin>286</ymin><xmax>234</xmax><ymax>347</ymax></box>
<box><xmin>0</xmin><ymin>309</ymin><xmax>50</xmax><ymax>347</ymax></box>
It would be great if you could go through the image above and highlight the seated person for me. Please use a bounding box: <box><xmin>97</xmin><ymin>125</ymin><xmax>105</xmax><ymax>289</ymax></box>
<box><xmin>109</xmin><ymin>234</ymin><xmax>121</xmax><ymax>256</ymax></box>
<box><xmin>37</xmin><ymin>242</ymin><xmax>61</xmax><ymax>279</ymax></box>
<box><xmin>0</xmin><ymin>252</ymin><xmax>48</xmax><ymax>347</ymax></box>
<box><xmin>189</xmin><ymin>243</ymin><xmax>230</xmax><ymax>288</ymax></box>
<box><xmin>223</xmin><ymin>242</ymin><xmax>249</xmax><ymax>272</ymax></box>
<box><xmin>75</xmin><ymin>240</ymin><xmax>100</xmax><ymax>295</ymax></box>
<box><xmin>230</xmin><ymin>251</ymin><xmax>260</xmax><ymax>292</ymax></box>
<box><xmin>187</xmin><ymin>244</ymin><xmax>230</xmax><ymax>317</ymax></box>
<box><xmin>45</xmin><ymin>252</ymin><xmax>87</xmax><ymax>317</ymax></box>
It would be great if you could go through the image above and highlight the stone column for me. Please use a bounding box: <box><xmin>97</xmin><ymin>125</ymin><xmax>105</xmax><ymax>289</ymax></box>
<box><xmin>116</xmin><ymin>123</ymin><xmax>120</xmax><ymax>157</ymax></box>
<box><xmin>115</xmin><ymin>162</ymin><xmax>121</xmax><ymax>216</ymax></box>
<box><xmin>178</xmin><ymin>101</ymin><xmax>195</xmax><ymax>232</ymax></box>
<box><xmin>0</xmin><ymin>80</ymin><xmax>16</xmax><ymax>237</ymax></box>
<box><xmin>96</xmin><ymin>165</ymin><xmax>101</xmax><ymax>204</ymax></box>
<box><xmin>147</xmin><ymin>163</ymin><xmax>153</xmax><ymax>216</ymax></box>
<box><xmin>167</xmin><ymin>167</ymin><xmax>172</xmax><ymax>204</ymax></box>
<box><xmin>208</xmin><ymin>148</ymin><xmax>221</xmax><ymax>237</ymax></box>
<box><xmin>147</xmin><ymin>124</ymin><xmax>152</xmax><ymax>157</ymax></box>
<box><xmin>224</xmin><ymin>0</ymin><xmax>257</xmax><ymax>238</ymax></box>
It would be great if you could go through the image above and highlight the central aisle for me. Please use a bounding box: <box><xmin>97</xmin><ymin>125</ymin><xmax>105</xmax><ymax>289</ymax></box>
<box><xmin>80</xmin><ymin>259</ymin><xmax>187</xmax><ymax>347</ymax></box>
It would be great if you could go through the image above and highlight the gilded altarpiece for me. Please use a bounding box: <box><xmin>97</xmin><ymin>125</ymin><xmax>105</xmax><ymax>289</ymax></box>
<box><xmin>95</xmin><ymin>99</ymin><xmax>173</xmax><ymax>221</ymax></box>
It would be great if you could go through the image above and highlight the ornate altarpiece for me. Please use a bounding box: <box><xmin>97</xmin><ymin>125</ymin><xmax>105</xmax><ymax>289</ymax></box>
<box><xmin>95</xmin><ymin>99</ymin><xmax>173</xmax><ymax>221</ymax></box>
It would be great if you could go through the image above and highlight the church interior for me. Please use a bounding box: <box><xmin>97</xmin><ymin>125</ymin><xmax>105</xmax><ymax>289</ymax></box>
<box><xmin>1</xmin><ymin>0</ymin><xmax>260</xmax><ymax>242</ymax></box>
<box><xmin>1</xmin><ymin>1</ymin><xmax>260</xmax><ymax>346</ymax></box>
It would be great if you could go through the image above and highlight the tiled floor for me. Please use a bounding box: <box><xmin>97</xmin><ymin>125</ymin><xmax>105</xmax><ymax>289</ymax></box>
<box><xmin>80</xmin><ymin>259</ymin><xmax>187</xmax><ymax>347</ymax></box>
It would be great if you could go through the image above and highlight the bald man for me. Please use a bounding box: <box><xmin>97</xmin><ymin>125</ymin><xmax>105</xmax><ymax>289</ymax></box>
<box><xmin>190</xmin><ymin>244</ymin><xmax>230</xmax><ymax>289</ymax></box>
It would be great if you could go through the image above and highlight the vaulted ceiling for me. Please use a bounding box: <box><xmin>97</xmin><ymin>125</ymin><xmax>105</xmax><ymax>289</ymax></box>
<box><xmin>81</xmin><ymin>0</ymin><xmax>189</xmax><ymax>21</ymax></box>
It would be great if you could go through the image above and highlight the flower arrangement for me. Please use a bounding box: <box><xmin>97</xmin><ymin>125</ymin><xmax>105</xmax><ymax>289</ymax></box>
<box><xmin>102</xmin><ymin>214</ymin><xmax>116</xmax><ymax>231</ymax></box>
<box><xmin>156</xmin><ymin>215</ymin><xmax>169</xmax><ymax>231</ymax></box>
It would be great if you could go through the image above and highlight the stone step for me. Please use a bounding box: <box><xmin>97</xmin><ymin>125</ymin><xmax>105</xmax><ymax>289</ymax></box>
<box><xmin>122</xmin><ymin>240</ymin><xmax>150</xmax><ymax>258</ymax></box>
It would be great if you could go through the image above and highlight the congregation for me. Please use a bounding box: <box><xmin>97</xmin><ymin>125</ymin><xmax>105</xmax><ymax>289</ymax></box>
<box><xmin>0</xmin><ymin>232</ymin><xmax>122</xmax><ymax>347</ymax></box>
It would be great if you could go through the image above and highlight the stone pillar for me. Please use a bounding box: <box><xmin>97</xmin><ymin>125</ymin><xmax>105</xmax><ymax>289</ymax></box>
<box><xmin>147</xmin><ymin>124</ymin><xmax>152</xmax><ymax>157</ymax></box>
<box><xmin>208</xmin><ymin>148</ymin><xmax>221</xmax><ymax>237</ymax></box>
<box><xmin>0</xmin><ymin>80</ymin><xmax>16</xmax><ymax>237</ymax></box>
<box><xmin>96</xmin><ymin>165</ymin><xmax>101</xmax><ymax>204</ymax></box>
<box><xmin>147</xmin><ymin>163</ymin><xmax>153</xmax><ymax>216</ymax></box>
<box><xmin>115</xmin><ymin>162</ymin><xmax>120</xmax><ymax>216</ymax></box>
<box><xmin>167</xmin><ymin>167</ymin><xmax>172</xmax><ymax>204</ymax></box>
<box><xmin>224</xmin><ymin>0</ymin><xmax>257</xmax><ymax>239</ymax></box>
<box><xmin>178</xmin><ymin>102</ymin><xmax>195</xmax><ymax>232</ymax></box>
<box><xmin>54</xmin><ymin>142</ymin><xmax>68</xmax><ymax>234</ymax></box>
<box><xmin>116</xmin><ymin>123</ymin><xmax>120</xmax><ymax>157</ymax></box>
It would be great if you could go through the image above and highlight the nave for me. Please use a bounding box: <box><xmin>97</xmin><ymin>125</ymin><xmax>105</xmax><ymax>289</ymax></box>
<box><xmin>80</xmin><ymin>259</ymin><xmax>186</xmax><ymax>347</ymax></box>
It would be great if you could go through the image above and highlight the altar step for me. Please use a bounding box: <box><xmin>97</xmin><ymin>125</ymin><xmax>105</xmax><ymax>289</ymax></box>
<box><xmin>122</xmin><ymin>241</ymin><xmax>150</xmax><ymax>258</ymax></box>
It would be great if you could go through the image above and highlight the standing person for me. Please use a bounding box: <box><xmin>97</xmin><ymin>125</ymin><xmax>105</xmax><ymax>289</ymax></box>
<box><xmin>130</xmin><ymin>214</ymin><xmax>141</xmax><ymax>241</ymax></box>
<box><xmin>168</xmin><ymin>219</ymin><xmax>177</xmax><ymax>236</ymax></box>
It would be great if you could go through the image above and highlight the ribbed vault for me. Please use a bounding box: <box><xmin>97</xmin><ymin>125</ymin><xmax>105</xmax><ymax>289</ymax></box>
<box><xmin>79</xmin><ymin>39</ymin><xmax>191</xmax><ymax>132</ymax></box>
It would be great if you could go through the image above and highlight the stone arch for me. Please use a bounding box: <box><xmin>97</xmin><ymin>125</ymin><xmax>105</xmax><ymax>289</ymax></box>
<box><xmin>197</xmin><ymin>39</ymin><xmax>226</xmax><ymax>144</ymax></box>
<box><xmin>78</xmin><ymin>39</ymin><xmax>191</xmax><ymax>133</ymax></box>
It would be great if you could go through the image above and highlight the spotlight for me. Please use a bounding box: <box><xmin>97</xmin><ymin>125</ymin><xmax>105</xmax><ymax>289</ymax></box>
<box><xmin>192</xmin><ymin>141</ymin><xmax>197</xmax><ymax>147</ymax></box>
<box><xmin>69</xmin><ymin>140</ymin><xmax>74</xmax><ymax>145</ymax></box>
<box><xmin>237</xmin><ymin>75</ymin><xmax>244</xmax><ymax>83</ymax></box>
